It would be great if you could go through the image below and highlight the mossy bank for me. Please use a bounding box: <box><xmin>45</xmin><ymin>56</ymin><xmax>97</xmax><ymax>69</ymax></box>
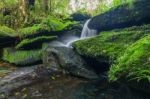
<box><xmin>73</xmin><ymin>24</ymin><xmax>150</xmax><ymax>92</ymax></box>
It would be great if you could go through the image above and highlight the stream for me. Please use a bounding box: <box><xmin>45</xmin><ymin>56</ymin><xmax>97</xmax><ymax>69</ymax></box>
<box><xmin>49</xmin><ymin>19</ymin><xmax>97</xmax><ymax>48</ymax></box>
<box><xmin>0</xmin><ymin>19</ymin><xmax>150</xmax><ymax>99</ymax></box>
<box><xmin>4</xmin><ymin>74</ymin><xmax>150</xmax><ymax>99</ymax></box>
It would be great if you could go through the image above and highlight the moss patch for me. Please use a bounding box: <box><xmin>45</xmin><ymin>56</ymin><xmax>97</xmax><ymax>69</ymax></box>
<box><xmin>73</xmin><ymin>24</ymin><xmax>150</xmax><ymax>63</ymax></box>
<box><xmin>109</xmin><ymin>35</ymin><xmax>150</xmax><ymax>82</ymax></box>
<box><xmin>0</xmin><ymin>25</ymin><xmax>17</xmax><ymax>37</ymax></box>
<box><xmin>0</xmin><ymin>26</ymin><xmax>18</xmax><ymax>48</ymax></box>
<box><xmin>2</xmin><ymin>48</ymin><xmax>42</xmax><ymax>66</ymax></box>
<box><xmin>16</xmin><ymin>36</ymin><xmax>57</xmax><ymax>50</ymax></box>
<box><xmin>19</xmin><ymin>17</ymin><xmax>76</xmax><ymax>38</ymax></box>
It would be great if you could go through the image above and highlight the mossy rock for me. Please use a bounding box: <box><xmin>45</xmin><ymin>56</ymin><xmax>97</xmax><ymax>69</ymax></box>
<box><xmin>0</xmin><ymin>26</ymin><xmax>17</xmax><ymax>48</ymax></box>
<box><xmin>69</xmin><ymin>12</ymin><xmax>91</xmax><ymax>21</ymax></box>
<box><xmin>0</xmin><ymin>25</ymin><xmax>16</xmax><ymax>37</ymax></box>
<box><xmin>73</xmin><ymin>24</ymin><xmax>150</xmax><ymax>64</ymax></box>
<box><xmin>2</xmin><ymin>48</ymin><xmax>42</xmax><ymax>66</ymax></box>
<box><xmin>109</xmin><ymin>35</ymin><xmax>150</xmax><ymax>93</ymax></box>
<box><xmin>89</xmin><ymin>0</ymin><xmax>150</xmax><ymax>31</ymax></box>
<box><xmin>16</xmin><ymin>36</ymin><xmax>57</xmax><ymax>50</ymax></box>
<box><xmin>19</xmin><ymin>17</ymin><xmax>76</xmax><ymax>39</ymax></box>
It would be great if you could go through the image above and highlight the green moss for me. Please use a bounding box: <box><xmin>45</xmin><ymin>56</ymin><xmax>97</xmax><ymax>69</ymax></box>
<box><xmin>16</xmin><ymin>36</ymin><xmax>57</xmax><ymax>49</ymax></box>
<box><xmin>41</xmin><ymin>17</ymin><xmax>76</xmax><ymax>31</ymax></box>
<box><xmin>2</xmin><ymin>48</ymin><xmax>42</xmax><ymax>66</ymax></box>
<box><xmin>19</xmin><ymin>24</ymin><xmax>49</xmax><ymax>37</ymax></box>
<box><xmin>109</xmin><ymin>35</ymin><xmax>150</xmax><ymax>82</ymax></box>
<box><xmin>0</xmin><ymin>25</ymin><xmax>17</xmax><ymax>37</ymax></box>
<box><xmin>73</xmin><ymin>24</ymin><xmax>150</xmax><ymax>63</ymax></box>
<box><xmin>19</xmin><ymin>17</ymin><xmax>76</xmax><ymax>38</ymax></box>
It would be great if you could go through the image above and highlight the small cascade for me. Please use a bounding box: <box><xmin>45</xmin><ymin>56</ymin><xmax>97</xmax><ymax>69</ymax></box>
<box><xmin>81</xmin><ymin>19</ymin><xmax>97</xmax><ymax>39</ymax></box>
<box><xmin>49</xmin><ymin>19</ymin><xmax>97</xmax><ymax>48</ymax></box>
<box><xmin>65</xmin><ymin>36</ymin><xmax>80</xmax><ymax>47</ymax></box>
<box><xmin>49</xmin><ymin>41</ymin><xmax>66</xmax><ymax>47</ymax></box>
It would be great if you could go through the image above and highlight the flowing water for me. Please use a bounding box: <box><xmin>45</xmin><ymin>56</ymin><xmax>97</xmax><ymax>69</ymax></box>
<box><xmin>1</xmin><ymin>19</ymin><xmax>150</xmax><ymax>99</ymax></box>
<box><xmin>80</xmin><ymin>19</ymin><xmax>97</xmax><ymax>39</ymax></box>
<box><xmin>49</xmin><ymin>19</ymin><xmax>97</xmax><ymax>48</ymax></box>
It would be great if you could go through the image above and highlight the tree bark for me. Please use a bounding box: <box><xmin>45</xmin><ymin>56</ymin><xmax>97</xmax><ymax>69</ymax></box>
<box><xmin>41</xmin><ymin>0</ymin><xmax>49</xmax><ymax>13</ymax></box>
<box><xmin>19</xmin><ymin>0</ymin><xmax>29</xmax><ymax>23</ymax></box>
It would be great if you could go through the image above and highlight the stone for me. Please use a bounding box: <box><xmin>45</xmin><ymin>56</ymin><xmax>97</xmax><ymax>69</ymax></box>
<box><xmin>43</xmin><ymin>46</ymin><xmax>98</xmax><ymax>79</ymax></box>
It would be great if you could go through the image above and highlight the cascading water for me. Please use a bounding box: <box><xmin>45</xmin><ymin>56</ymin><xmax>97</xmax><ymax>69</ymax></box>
<box><xmin>65</xmin><ymin>19</ymin><xmax>97</xmax><ymax>47</ymax></box>
<box><xmin>80</xmin><ymin>19</ymin><xmax>97</xmax><ymax>39</ymax></box>
<box><xmin>49</xmin><ymin>19</ymin><xmax>97</xmax><ymax>48</ymax></box>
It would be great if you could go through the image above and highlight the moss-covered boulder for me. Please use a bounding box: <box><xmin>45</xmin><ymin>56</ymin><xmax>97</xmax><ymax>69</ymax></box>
<box><xmin>2</xmin><ymin>48</ymin><xmax>42</xmax><ymax>66</ymax></box>
<box><xmin>16</xmin><ymin>36</ymin><xmax>57</xmax><ymax>50</ymax></box>
<box><xmin>73</xmin><ymin>24</ymin><xmax>150</xmax><ymax>72</ymax></box>
<box><xmin>0</xmin><ymin>26</ymin><xmax>17</xmax><ymax>48</ymax></box>
<box><xmin>19</xmin><ymin>17</ymin><xmax>76</xmax><ymax>39</ymax></box>
<box><xmin>89</xmin><ymin>0</ymin><xmax>150</xmax><ymax>32</ymax></box>
<box><xmin>69</xmin><ymin>12</ymin><xmax>91</xmax><ymax>21</ymax></box>
<box><xmin>109</xmin><ymin>35</ymin><xmax>150</xmax><ymax>93</ymax></box>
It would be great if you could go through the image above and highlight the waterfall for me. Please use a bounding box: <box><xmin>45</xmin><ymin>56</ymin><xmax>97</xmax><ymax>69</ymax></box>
<box><xmin>81</xmin><ymin>19</ymin><xmax>97</xmax><ymax>39</ymax></box>
<box><xmin>49</xmin><ymin>19</ymin><xmax>97</xmax><ymax>48</ymax></box>
<box><xmin>65</xmin><ymin>19</ymin><xmax>97</xmax><ymax>47</ymax></box>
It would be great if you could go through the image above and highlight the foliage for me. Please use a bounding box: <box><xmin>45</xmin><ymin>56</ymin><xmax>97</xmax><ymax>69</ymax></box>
<box><xmin>0</xmin><ymin>0</ymin><xmax>18</xmax><ymax>9</ymax></box>
<box><xmin>92</xmin><ymin>0</ymin><xmax>135</xmax><ymax>15</ymax></box>
<box><xmin>73</xmin><ymin>24</ymin><xmax>150</xmax><ymax>63</ymax></box>
<box><xmin>18</xmin><ymin>24</ymin><xmax>45</xmax><ymax>37</ymax></box>
<box><xmin>16</xmin><ymin>36</ymin><xmax>57</xmax><ymax>49</ymax></box>
<box><xmin>109</xmin><ymin>35</ymin><xmax>150</xmax><ymax>83</ymax></box>
<box><xmin>19</xmin><ymin>17</ymin><xmax>76</xmax><ymax>38</ymax></box>
<box><xmin>41</xmin><ymin>17</ymin><xmax>76</xmax><ymax>31</ymax></box>
<box><xmin>0</xmin><ymin>0</ymin><xmax>138</xmax><ymax>28</ymax></box>
<box><xmin>2</xmin><ymin>48</ymin><xmax>41</xmax><ymax>65</ymax></box>
<box><xmin>0</xmin><ymin>25</ymin><xmax>16</xmax><ymax>37</ymax></box>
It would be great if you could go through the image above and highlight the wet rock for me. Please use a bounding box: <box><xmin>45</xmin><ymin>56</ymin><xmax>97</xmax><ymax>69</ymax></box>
<box><xmin>0</xmin><ymin>66</ymin><xmax>37</xmax><ymax>95</ymax></box>
<box><xmin>127</xmin><ymin>80</ymin><xmax>150</xmax><ymax>94</ymax></box>
<box><xmin>43</xmin><ymin>46</ymin><xmax>98</xmax><ymax>79</ymax></box>
<box><xmin>6</xmin><ymin>76</ymin><xmax>150</xmax><ymax>99</ymax></box>
<box><xmin>0</xmin><ymin>65</ymin><xmax>59</xmax><ymax>96</ymax></box>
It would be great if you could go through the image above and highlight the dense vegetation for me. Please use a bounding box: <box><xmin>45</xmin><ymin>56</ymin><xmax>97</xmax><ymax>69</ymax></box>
<box><xmin>74</xmin><ymin>24</ymin><xmax>150</xmax><ymax>63</ymax></box>
<box><xmin>74</xmin><ymin>24</ymin><xmax>150</xmax><ymax>85</ymax></box>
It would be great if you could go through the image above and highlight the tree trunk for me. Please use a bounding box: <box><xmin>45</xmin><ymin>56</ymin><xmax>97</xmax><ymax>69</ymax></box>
<box><xmin>19</xmin><ymin>0</ymin><xmax>29</xmax><ymax>24</ymax></box>
<box><xmin>41</xmin><ymin>0</ymin><xmax>49</xmax><ymax>13</ymax></box>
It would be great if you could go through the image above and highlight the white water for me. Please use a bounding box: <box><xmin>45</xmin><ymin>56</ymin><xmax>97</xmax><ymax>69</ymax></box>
<box><xmin>49</xmin><ymin>19</ymin><xmax>97</xmax><ymax>48</ymax></box>
<box><xmin>81</xmin><ymin>19</ymin><xmax>97</xmax><ymax>39</ymax></box>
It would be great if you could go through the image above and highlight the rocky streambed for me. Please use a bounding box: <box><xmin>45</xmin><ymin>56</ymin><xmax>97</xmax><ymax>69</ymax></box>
<box><xmin>0</xmin><ymin>46</ymin><xmax>150</xmax><ymax>99</ymax></box>
<box><xmin>0</xmin><ymin>66</ymin><xmax>149</xmax><ymax>99</ymax></box>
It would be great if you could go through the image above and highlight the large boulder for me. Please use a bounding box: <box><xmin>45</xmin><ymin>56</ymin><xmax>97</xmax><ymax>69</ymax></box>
<box><xmin>73</xmin><ymin>24</ymin><xmax>150</xmax><ymax>74</ymax></box>
<box><xmin>89</xmin><ymin>0</ymin><xmax>150</xmax><ymax>32</ymax></box>
<box><xmin>69</xmin><ymin>12</ymin><xmax>91</xmax><ymax>21</ymax></box>
<box><xmin>0</xmin><ymin>65</ymin><xmax>60</xmax><ymax>96</ymax></box>
<box><xmin>43</xmin><ymin>46</ymin><xmax>98</xmax><ymax>79</ymax></box>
